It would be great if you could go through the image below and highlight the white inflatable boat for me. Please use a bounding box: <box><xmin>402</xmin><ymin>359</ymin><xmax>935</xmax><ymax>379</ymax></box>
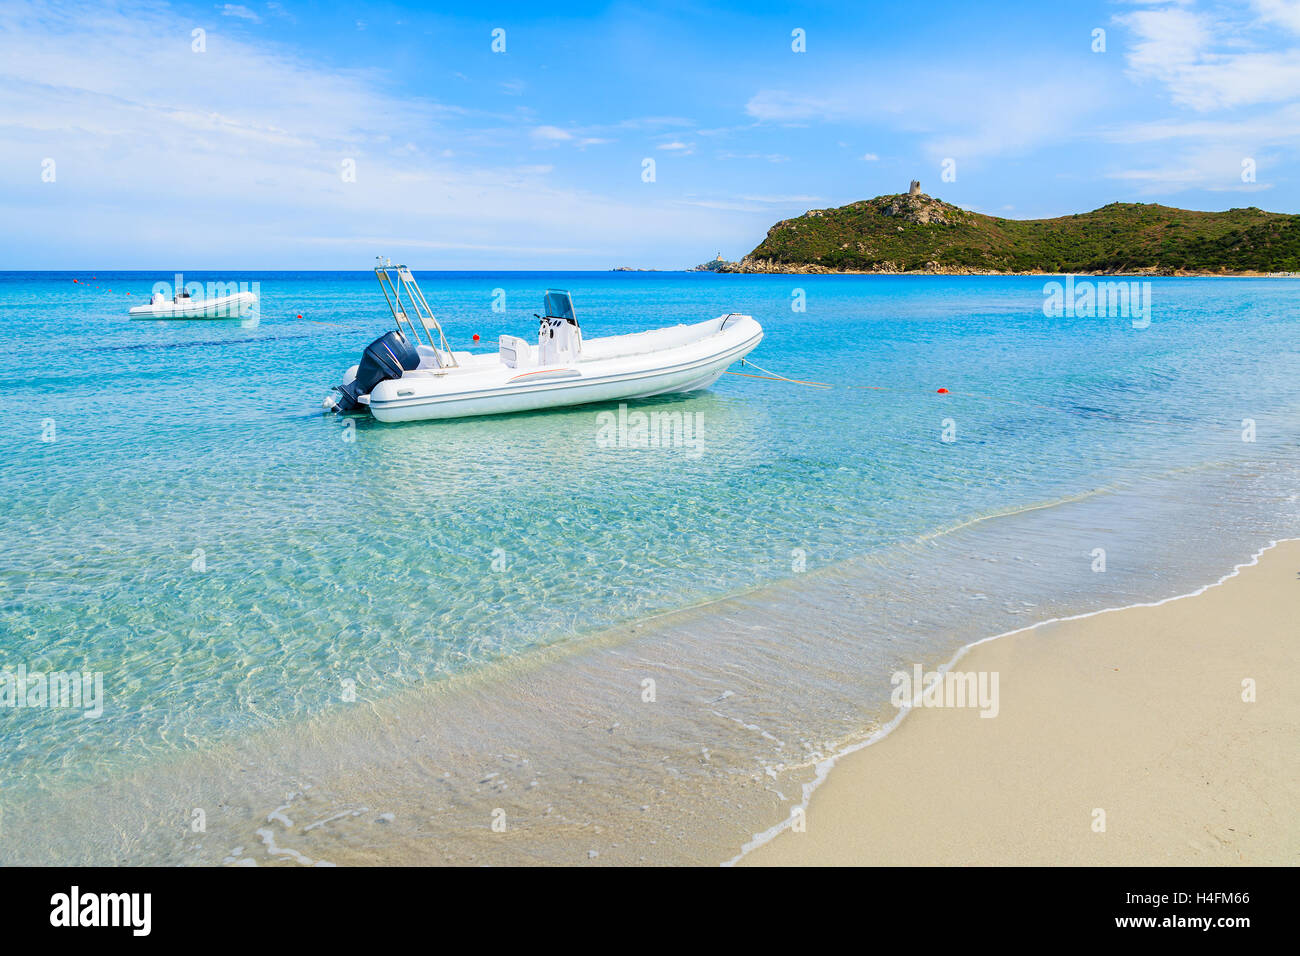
<box><xmin>326</xmin><ymin>262</ymin><xmax>762</xmax><ymax>423</ymax></box>
<box><xmin>129</xmin><ymin>289</ymin><xmax>257</xmax><ymax>319</ymax></box>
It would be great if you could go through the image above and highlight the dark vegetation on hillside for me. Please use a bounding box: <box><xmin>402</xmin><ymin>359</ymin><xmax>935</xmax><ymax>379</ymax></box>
<box><xmin>731</xmin><ymin>193</ymin><xmax>1300</xmax><ymax>273</ymax></box>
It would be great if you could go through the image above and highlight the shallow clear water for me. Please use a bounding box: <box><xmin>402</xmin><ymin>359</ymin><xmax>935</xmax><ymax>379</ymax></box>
<box><xmin>1</xmin><ymin>271</ymin><xmax>1297</xmax><ymax>863</ymax></box>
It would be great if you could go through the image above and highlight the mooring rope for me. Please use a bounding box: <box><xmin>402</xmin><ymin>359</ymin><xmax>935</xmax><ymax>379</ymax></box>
<box><xmin>730</xmin><ymin>358</ymin><xmax>1190</xmax><ymax>429</ymax></box>
<box><xmin>731</xmin><ymin>358</ymin><xmax>834</xmax><ymax>388</ymax></box>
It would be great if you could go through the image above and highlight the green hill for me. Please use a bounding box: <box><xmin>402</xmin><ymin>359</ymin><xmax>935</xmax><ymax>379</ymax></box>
<box><xmin>724</xmin><ymin>192</ymin><xmax>1300</xmax><ymax>274</ymax></box>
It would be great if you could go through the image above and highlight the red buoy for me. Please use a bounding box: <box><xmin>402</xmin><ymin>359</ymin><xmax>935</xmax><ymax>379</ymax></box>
<box><xmin>937</xmin><ymin>388</ymin><xmax>949</xmax><ymax>394</ymax></box>
<box><xmin>297</xmin><ymin>314</ymin><xmax>302</xmax><ymax>319</ymax></box>
<box><xmin>472</xmin><ymin>333</ymin><xmax>480</xmax><ymax>342</ymax></box>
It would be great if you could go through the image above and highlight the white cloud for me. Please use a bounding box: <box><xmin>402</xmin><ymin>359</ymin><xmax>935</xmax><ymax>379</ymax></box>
<box><xmin>674</xmin><ymin>198</ymin><xmax>765</xmax><ymax>212</ymax></box>
<box><xmin>0</xmin><ymin>0</ymin><xmax>737</xmax><ymax>266</ymax></box>
<box><xmin>529</xmin><ymin>126</ymin><xmax>610</xmax><ymax>149</ymax></box>
<box><xmin>861</xmin><ymin>152</ymin><xmax>878</xmax><ymax>161</ymax></box>
<box><xmin>1101</xmin><ymin>103</ymin><xmax>1300</xmax><ymax>145</ymax></box>
<box><xmin>531</xmin><ymin>125</ymin><xmax>573</xmax><ymax>141</ymax></box>
<box><xmin>220</xmin><ymin>3</ymin><xmax>261</xmax><ymax>23</ymax></box>
<box><xmin>1117</xmin><ymin>6</ymin><xmax>1210</xmax><ymax>81</ymax></box>
<box><xmin>1107</xmin><ymin>145</ymin><xmax>1277</xmax><ymax>195</ymax></box>
<box><xmin>1096</xmin><ymin>2</ymin><xmax>1300</xmax><ymax>191</ymax></box>
<box><xmin>716</xmin><ymin>151</ymin><xmax>790</xmax><ymax>163</ymax></box>
<box><xmin>1117</xmin><ymin>2</ymin><xmax>1300</xmax><ymax>110</ymax></box>
<box><xmin>294</xmin><ymin>236</ymin><xmax>599</xmax><ymax>255</ymax></box>
<box><xmin>613</xmin><ymin>116</ymin><xmax>694</xmax><ymax>130</ymax></box>
<box><xmin>746</xmin><ymin>70</ymin><xmax>1114</xmax><ymax>162</ymax></box>
<box><xmin>739</xmin><ymin>194</ymin><xmax>823</xmax><ymax>203</ymax></box>
<box><xmin>674</xmin><ymin>193</ymin><xmax>824</xmax><ymax>213</ymax></box>
<box><xmin>1253</xmin><ymin>0</ymin><xmax>1300</xmax><ymax>34</ymax></box>
<box><xmin>744</xmin><ymin>90</ymin><xmax>831</xmax><ymax>123</ymax></box>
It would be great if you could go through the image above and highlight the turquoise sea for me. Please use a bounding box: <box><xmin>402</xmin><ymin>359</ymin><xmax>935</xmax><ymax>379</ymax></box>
<box><xmin>1</xmin><ymin>271</ymin><xmax>1297</xmax><ymax>864</ymax></box>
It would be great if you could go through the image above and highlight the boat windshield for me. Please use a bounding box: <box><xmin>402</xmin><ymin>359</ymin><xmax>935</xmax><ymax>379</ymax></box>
<box><xmin>543</xmin><ymin>289</ymin><xmax>576</xmax><ymax>323</ymax></box>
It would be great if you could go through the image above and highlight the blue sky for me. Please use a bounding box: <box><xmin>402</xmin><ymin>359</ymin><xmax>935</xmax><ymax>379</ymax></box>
<box><xmin>2</xmin><ymin>0</ymin><xmax>1299</xmax><ymax>268</ymax></box>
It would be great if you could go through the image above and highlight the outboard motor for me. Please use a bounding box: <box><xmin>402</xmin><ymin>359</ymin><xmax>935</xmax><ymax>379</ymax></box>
<box><xmin>333</xmin><ymin>329</ymin><xmax>421</xmax><ymax>412</ymax></box>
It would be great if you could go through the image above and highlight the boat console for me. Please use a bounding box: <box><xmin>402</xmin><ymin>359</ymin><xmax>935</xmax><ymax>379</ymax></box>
<box><xmin>537</xmin><ymin>289</ymin><xmax>581</xmax><ymax>365</ymax></box>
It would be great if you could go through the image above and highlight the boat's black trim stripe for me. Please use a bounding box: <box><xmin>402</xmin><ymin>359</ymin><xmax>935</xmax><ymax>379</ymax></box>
<box><xmin>370</xmin><ymin>331</ymin><xmax>763</xmax><ymax>411</ymax></box>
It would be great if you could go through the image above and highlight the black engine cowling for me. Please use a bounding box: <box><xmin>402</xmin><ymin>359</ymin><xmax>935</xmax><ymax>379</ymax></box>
<box><xmin>334</xmin><ymin>330</ymin><xmax>421</xmax><ymax>412</ymax></box>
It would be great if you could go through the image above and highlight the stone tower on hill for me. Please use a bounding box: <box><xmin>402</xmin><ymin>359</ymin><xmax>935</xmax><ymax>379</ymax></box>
<box><xmin>909</xmin><ymin>180</ymin><xmax>921</xmax><ymax>196</ymax></box>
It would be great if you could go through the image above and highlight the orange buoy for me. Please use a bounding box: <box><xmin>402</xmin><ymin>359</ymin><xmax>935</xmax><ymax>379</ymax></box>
<box><xmin>937</xmin><ymin>387</ymin><xmax>949</xmax><ymax>394</ymax></box>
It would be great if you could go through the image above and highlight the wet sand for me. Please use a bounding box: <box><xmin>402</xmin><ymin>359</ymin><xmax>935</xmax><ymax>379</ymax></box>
<box><xmin>741</xmin><ymin>539</ymin><xmax>1300</xmax><ymax>865</ymax></box>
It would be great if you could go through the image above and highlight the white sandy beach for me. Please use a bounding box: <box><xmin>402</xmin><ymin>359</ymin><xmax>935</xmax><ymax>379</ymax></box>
<box><xmin>741</xmin><ymin>540</ymin><xmax>1300</xmax><ymax>866</ymax></box>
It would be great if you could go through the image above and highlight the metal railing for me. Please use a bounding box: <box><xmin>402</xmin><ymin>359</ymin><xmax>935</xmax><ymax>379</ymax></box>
<box><xmin>374</xmin><ymin>259</ymin><xmax>458</xmax><ymax>368</ymax></box>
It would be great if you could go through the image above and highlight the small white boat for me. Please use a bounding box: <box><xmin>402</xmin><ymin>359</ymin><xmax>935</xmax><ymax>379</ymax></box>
<box><xmin>129</xmin><ymin>289</ymin><xmax>257</xmax><ymax>320</ymax></box>
<box><xmin>326</xmin><ymin>261</ymin><xmax>762</xmax><ymax>423</ymax></box>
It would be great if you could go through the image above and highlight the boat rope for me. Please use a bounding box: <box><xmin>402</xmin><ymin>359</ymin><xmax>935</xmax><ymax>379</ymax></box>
<box><xmin>731</xmin><ymin>358</ymin><xmax>1192</xmax><ymax>429</ymax></box>
<box><xmin>733</xmin><ymin>358</ymin><xmax>834</xmax><ymax>388</ymax></box>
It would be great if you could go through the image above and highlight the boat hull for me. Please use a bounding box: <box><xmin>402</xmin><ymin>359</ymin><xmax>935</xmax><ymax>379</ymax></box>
<box><xmin>129</xmin><ymin>291</ymin><xmax>257</xmax><ymax>320</ymax></box>
<box><xmin>366</xmin><ymin>317</ymin><xmax>762</xmax><ymax>423</ymax></box>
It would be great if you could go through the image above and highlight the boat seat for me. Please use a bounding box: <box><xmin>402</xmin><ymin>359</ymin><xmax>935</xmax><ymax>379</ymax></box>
<box><xmin>499</xmin><ymin>335</ymin><xmax>534</xmax><ymax>368</ymax></box>
<box><xmin>415</xmin><ymin>344</ymin><xmax>475</xmax><ymax>369</ymax></box>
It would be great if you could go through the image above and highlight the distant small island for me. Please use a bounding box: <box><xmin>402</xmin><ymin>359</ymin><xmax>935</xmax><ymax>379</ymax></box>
<box><xmin>693</xmin><ymin>182</ymin><xmax>1300</xmax><ymax>276</ymax></box>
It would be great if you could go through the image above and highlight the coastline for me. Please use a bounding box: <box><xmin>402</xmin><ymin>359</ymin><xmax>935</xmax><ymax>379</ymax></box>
<box><xmin>4</xmin><ymin>460</ymin><xmax>1295</xmax><ymax>866</ymax></box>
<box><xmin>738</xmin><ymin>538</ymin><xmax>1300</xmax><ymax>866</ymax></box>
<box><xmin>692</xmin><ymin>264</ymin><xmax>1300</xmax><ymax>277</ymax></box>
